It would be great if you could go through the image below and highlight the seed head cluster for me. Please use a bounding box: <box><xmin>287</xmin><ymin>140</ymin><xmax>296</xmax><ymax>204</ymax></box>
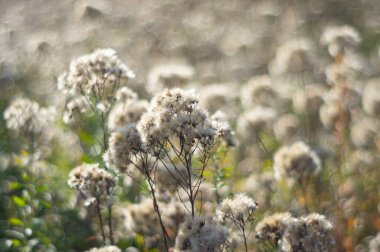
<box><xmin>4</xmin><ymin>97</ymin><xmax>56</xmax><ymax>137</ymax></box>
<box><xmin>137</xmin><ymin>88</ymin><xmax>225</xmax><ymax>151</ymax></box>
<box><xmin>273</xmin><ymin>141</ymin><xmax>321</xmax><ymax>186</ymax></box>
<box><xmin>280</xmin><ymin>213</ymin><xmax>334</xmax><ymax>252</ymax></box>
<box><xmin>68</xmin><ymin>163</ymin><xmax>115</xmax><ymax>205</ymax></box>
<box><xmin>87</xmin><ymin>246</ymin><xmax>121</xmax><ymax>252</ymax></box>
<box><xmin>216</xmin><ymin>193</ymin><xmax>258</xmax><ymax>223</ymax></box>
<box><xmin>174</xmin><ymin>216</ymin><xmax>230</xmax><ymax>252</ymax></box>
<box><xmin>104</xmin><ymin>124</ymin><xmax>143</xmax><ymax>174</ymax></box>
<box><xmin>59</xmin><ymin>48</ymin><xmax>135</xmax><ymax>97</ymax></box>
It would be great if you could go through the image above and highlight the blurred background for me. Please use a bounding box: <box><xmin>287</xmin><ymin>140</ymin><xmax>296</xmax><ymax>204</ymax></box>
<box><xmin>1</xmin><ymin>0</ymin><xmax>380</xmax><ymax>99</ymax></box>
<box><xmin>1</xmin><ymin>0</ymin><xmax>380</xmax><ymax>251</ymax></box>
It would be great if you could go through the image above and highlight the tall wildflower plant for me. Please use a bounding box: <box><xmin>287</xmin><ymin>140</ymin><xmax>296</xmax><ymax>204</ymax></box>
<box><xmin>58</xmin><ymin>48</ymin><xmax>135</xmax><ymax>151</ymax></box>
<box><xmin>104</xmin><ymin>88</ymin><xmax>234</xmax><ymax>251</ymax></box>
<box><xmin>60</xmin><ymin>48</ymin><xmax>135</xmax><ymax>245</ymax></box>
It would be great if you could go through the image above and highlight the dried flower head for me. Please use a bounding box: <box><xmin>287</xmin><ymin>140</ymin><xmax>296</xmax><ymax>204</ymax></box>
<box><xmin>351</xmin><ymin>117</ymin><xmax>377</xmax><ymax>148</ymax></box>
<box><xmin>87</xmin><ymin>246</ymin><xmax>121</xmax><ymax>252</ymax></box>
<box><xmin>273</xmin><ymin>114</ymin><xmax>300</xmax><ymax>142</ymax></box>
<box><xmin>216</xmin><ymin>193</ymin><xmax>258</xmax><ymax>223</ymax></box>
<box><xmin>321</xmin><ymin>25</ymin><xmax>361</xmax><ymax>57</ymax></box>
<box><xmin>273</xmin><ymin>142</ymin><xmax>321</xmax><ymax>186</ymax></box>
<box><xmin>369</xmin><ymin>232</ymin><xmax>380</xmax><ymax>252</ymax></box>
<box><xmin>292</xmin><ymin>84</ymin><xmax>326</xmax><ymax>114</ymax></box>
<box><xmin>270</xmin><ymin>38</ymin><xmax>315</xmax><ymax>75</ymax></box>
<box><xmin>255</xmin><ymin>212</ymin><xmax>294</xmax><ymax>243</ymax></box>
<box><xmin>63</xmin><ymin>96</ymin><xmax>90</xmax><ymax>124</ymax></box>
<box><xmin>211</xmin><ymin>111</ymin><xmax>236</xmax><ymax>147</ymax></box>
<box><xmin>241</xmin><ymin>75</ymin><xmax>278</xmax><ymax>108</ymax></box>
<box><xmin>198</xmin><ymin>83</ymin><xmax>236</xmax><ymax>113</ymax></box>
<box><xmin>174</xmin><ymin>216</ymin><xmax>229</xmax><ymax>252</ymax></box>
<box><xmin>137</xmin><ymin>88</ymin><xmax>222</xmax><ymax>151</ymax></box>
<box><xmin>104</xmin><ymin>124</ymin><xmax>143</xmax><ymax>174</ymax></box>
<box><xmin>60</xmin><ymin>48</ymin><xmax>135</xmax><ymax>98</ymax></box>
<box><xmin>236</xmin><ymin>106</ymin><xmax>277</xmax><ymax>139</ymax></box>
<box><xmin>68</xmin><ymin>163</ymin><xmax>115</xmax><ymax>205</ymax></box>
<box><xmin>363</xmin><ymin>78</ymin><xmax>380</xmax><ymax>117</ymax></box>
<box><xmin>147</xmin><ymin>64</ymin><xmax>194</xmax><ymax>93</ymax></box>
<box><xmin>115</xmin><ymin>86</ymin><xmax>138</xmax><ymax>102</ymax></box>
<box><xmin>108</xmin><ymin>99</ymin><xmax>149</xmax><ymax>131</ymax></box>
<box><xmin>280</xmin><ymin>213</ymin><xmax>334</xmax><ymax>252</ymax></box>
<box><xmin>4</xmin><ymin>97</ymin><xmax>56</xmax><ymax>137</ymax></box>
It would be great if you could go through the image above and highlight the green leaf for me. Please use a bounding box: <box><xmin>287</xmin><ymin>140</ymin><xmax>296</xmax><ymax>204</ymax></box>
<box><xmin>12</xmin><ymin>196</ymin><xmax>26</xmax><ymax>207</ymax></box>
<box><xmin>11</xmin><ymin>239</ymin><xmax>22</xmax><ymax>247</ymax></box>
<box><xmin>8</xmin><ymin>218</ymin><xmax>24</xmax><ymax>226</ymax></box>
<box><xmin>8</xmin><ymin>182</ymin><xmax>24</xmax><ymax>190</ymax></box>
<box><xmin>40</xmin><ymin>200</ymin><xmax>52</xmax><ymax>209</ymax></box>
<box><xmin>135</xmin><ymin>234</ymin><xmax>145</xmax><ymax>248</ymax></box>
<box><xmin>36</xmin><ymin>185</ymin><xmax>47</xmax><ymax>193</ymax></box>
<box><xmin>78</xmin><ymin>130</ymin><xmax>95</xmax><ymax>145</ymax></box>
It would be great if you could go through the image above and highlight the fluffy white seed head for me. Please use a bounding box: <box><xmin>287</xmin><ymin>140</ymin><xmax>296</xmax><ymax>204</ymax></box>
<box><xmin>321</xmin><ymin>25</ymin><xmax>361</xmax><ymax>57</ymax></box>
<box><xmin>273</xmin><ymin>142</ymin><xmax>321</xmax><ymax>186</ymax></box>
<box><xmin>87</xmin><ymin>246</ymin><xmax>121</xmax><ymax>252</ymax></box>
<box><xmin>280</xmin><ymin>213</ymin><xmax>334</xmax><ymax>252</ymax></box>
<box><xmin>4</xmin><ymin>97</ymin><xmax>56</xmax><ymax>136</ymax></box>
<box><xmin>174</xmin><ymin>216</ymin><xmax>229</xmax><ymax>252</ymax></box>
<box><xmin>137</xmin><ymin>88</ymin><xmax>223</xmax><ymax>151</ymax></box>
<box><xmin>236</xmin><ymin>106</ymin><xmax>277</xmax><ymax>139</ymax></box>
<box><xmin>63</xmin><ymin>48</ymin><xmax>134</xmax><ymax>93</ymax></box>
<box><xmin>255</xmin><ymin>212</ymin><xmax>295</xmax><ymax>243</ymax></box>
<box><xmin>363</xmin><ymin>78</ymin><xmax>380</xmax><ymax>117</ymax></box>
<box><xmin>147</xmin><ymin>64</ymin><xmax>194</xmax><ymax>93</ymax></box>
<box><xmin>105</xmin><ymin>124</ymin><xmax>143</xmax><ymax>174</ymax></box>
<box><xmin>108</xmin><ymin>99</ymin><xmax>149</xmax><ymax>131</ymax></box>
<box><xmin>241</xmin><ymin>75</ymin><xmax>278</xmax><ymax>108</ymax></box>
<box><xmin>216</xmin><ymin>193</ymin><xmax>258</xmax><ymax>223</ymax></box>
<box><xmin>270</xmin><ymin>38</ymin><xmax>315</xmax><ymax>76</ymax></box>
<box><xmin>68</xmin><ymin>163</ymin><xmax>115</xmax><ymax>205</ymax></box>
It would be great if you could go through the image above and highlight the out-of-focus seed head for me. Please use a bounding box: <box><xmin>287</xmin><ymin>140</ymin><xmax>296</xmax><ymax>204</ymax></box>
<box><xmin>321</xmin><ymin>25</ymin><xmax>361</xmax><ymax>57</ymax></box>
<box><xmin>174</xmin><ymin>216</ymin><xmax>229</xmax><ymax>252</ymax></box>
<box><xmin>147</xmin><ymin>64</ymin><xmax>194</xmax><ymax>93</ymax></box>
<box><xmin>273</xmin><ymin>141</ymin><xmax>321</xmax><ymax>186</ymax></box>
<box><xmin>241</xmin><ymin>75</ymin><xmax>278</xmax><ymax>108</ymax></box>
<box><xmin>363</xmin><ymin>78</ymin><xmax>380</xmax><ymax>117</ymax></box>
<box><xmin>215</xmin><ymin>193</ymin><xmax>258</xmax><ymax>224</ymax></box>
<box><xmin>255</xmin><ymin>212</ymin><xmax>295</xmax><ymax>243</ymax></box>
<box><xmin>4</xmin><ymin>97</ymin><xmax>56</xmax><ymax>137</ymax></box>
<box><xmin>280</xmin><ymin>213</ymin><xmax>334</xmax><ymax>252</ymax></box>
<box><xmin>68</xmin><ymin>163</ymin><xmax>115</xmax><ymax>205</ymax></box>
<box><xmin>87</xmin><ymin>246</ymin><xmax>121</xmax><ymax>252</ymax></box>
<box><xmin>104</xmin><ymin>124</ymin><xmax>143</xmax><ymax>174</ymax></box>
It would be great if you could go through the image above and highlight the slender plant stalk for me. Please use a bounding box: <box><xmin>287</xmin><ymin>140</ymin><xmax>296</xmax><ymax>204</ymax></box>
<box><xmin>242</xmin><ymin>225</ymin><xmax>248</xmax><ymax>252</ymax></box>
<box><xmin>108</xmin><ymin>204</ymin><xmax>114</xmax><ymax>245</ymax></box>
<box><xmin>95</xmin><ymin>198</ymin><xmax>106</xmax><ymax>244</ymax></box>
<box><xmin>146</xmin><ymin>177</ymin><xmax>169</xmax><ymax>252</ymax></box>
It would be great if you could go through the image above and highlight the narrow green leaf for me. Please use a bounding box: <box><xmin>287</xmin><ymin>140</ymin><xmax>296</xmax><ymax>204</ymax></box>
<box><xmin>8</xmin><ymin>182</ymin><xmax>23</xmax><ymax>190</ymax></box>
<box><xmin>8</xmin><ymin>218</ymin><xmax>24</xmax><ymax>226</ymax></box>
<box><xmin>11</xmin><ymin>239</ymin><xmax>22</xmax><ymax>247</ymax></box>
<box><xmin>12</xmin><ymin>196</ymin><xmax>26</xmax><ymax>207</ymax></box>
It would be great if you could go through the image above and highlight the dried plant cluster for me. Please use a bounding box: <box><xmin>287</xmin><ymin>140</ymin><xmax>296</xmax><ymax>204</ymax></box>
<box><xmin>1</xmin><ymin>1</ymin><xmax>380</xmax><ymax>252</ymax></box>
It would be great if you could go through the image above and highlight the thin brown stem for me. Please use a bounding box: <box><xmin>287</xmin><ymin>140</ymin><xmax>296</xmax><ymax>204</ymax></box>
<box><xmin>95</xmin><ymin>198</ymin><xmax>106</xmax><ymax>244</ymax></box>
<box><xmin>242</xmin><ymin>225</ymin><xmax>248</xmax><ymax>252</ymax></box>
<box><xmin>108</xmin><ymin>204</ymin><xmax>114</xmax><ymax>245</ymax></box>
<box><xmin>146</xmin><ymin>177</ymin><xmax>170</xmax><ymax>251</ymax></box>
